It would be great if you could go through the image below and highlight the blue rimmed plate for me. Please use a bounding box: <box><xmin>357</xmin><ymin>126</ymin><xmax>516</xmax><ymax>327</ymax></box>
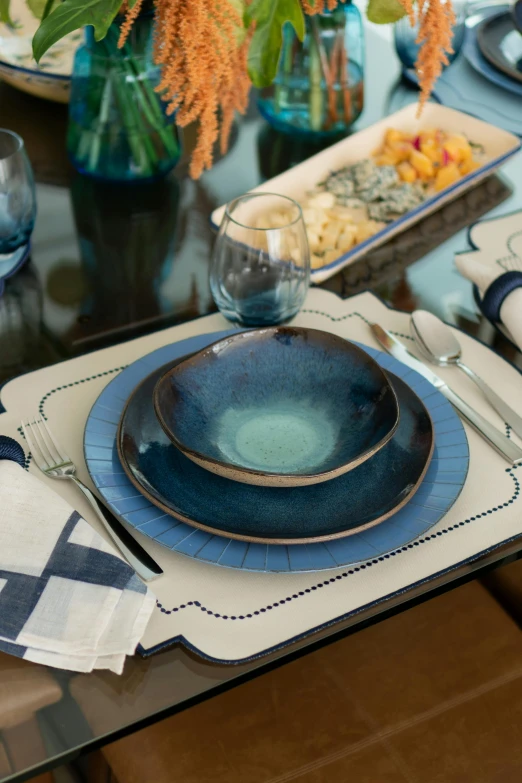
<box><xmin>84</xmin><ymin>331</ymin><xmax>469</xmax><ymax>572</ymax></box>
<box><xmin>464</xmin><ymin>6</ymin><xmax>522</xmax><ymax>97</ymax></box>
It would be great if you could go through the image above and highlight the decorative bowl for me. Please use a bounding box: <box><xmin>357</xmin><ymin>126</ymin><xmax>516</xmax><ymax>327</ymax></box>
<box><xmin>0</xmin><ymin>0</ymin><xmax>80</xmax><ymax>103</ymax></box>
<box><xmin>153</xmin><ymin>327</ymin><xmax>399</xmax><ymax>487</ymax></box>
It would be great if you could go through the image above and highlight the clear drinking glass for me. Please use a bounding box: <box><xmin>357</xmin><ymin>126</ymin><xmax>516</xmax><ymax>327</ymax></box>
<box><xmin>210</xmin><ymin>193</ymin><xmax>310</xmax><ymax>326</ymax></box>
<box><xmin>0</xmin><ymin>130</ymin><xmax>36</xmax><ymax>271</ymax></box>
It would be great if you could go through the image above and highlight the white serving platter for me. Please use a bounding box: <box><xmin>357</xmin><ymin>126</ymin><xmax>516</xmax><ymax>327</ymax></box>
<box><xmin>0</xmin><ymin>0</ymin><xmax>80</xmax><ymax>103</ymax></box>
<box><xmin>210</xmin><ymin>103</ymin><xmax>521</xmax><ymax>283</ymax></box>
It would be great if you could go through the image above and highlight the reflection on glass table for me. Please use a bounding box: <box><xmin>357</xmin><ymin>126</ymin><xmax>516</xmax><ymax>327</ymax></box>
<box><xmin>0</xmin><ymin>130</ymin><xmax>36</xmax><ymax>269</ymax></box>
<box><xmin>70</xmin><ymin>173</ymin><xmax>180</xmax><ymax>332</ymax></box>
<box><xmin>0</xmin><ymin>262</ymin><xmax>57</xmax><ymax>388</ymax></box>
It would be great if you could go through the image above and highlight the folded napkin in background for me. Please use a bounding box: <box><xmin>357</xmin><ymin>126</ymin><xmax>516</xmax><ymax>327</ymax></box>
<box><xmin>0</xmin><ymin>436</ymin><xmax>156</xmax><ymax>674</ymax></box>
<box><xmin>455</xmin><ymin>211</ymin><xmax>522</xmax><ymax>351</ymax></box>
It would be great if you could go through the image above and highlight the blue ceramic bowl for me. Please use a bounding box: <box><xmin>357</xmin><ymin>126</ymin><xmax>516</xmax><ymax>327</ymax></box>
<box><xmin>153</xmin><ymin>327</ymin><xmax>399</xmax><ymax>487</ymax></box>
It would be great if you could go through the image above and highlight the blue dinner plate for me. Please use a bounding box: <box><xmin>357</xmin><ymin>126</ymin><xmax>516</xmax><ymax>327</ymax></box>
<box><xmin>464</xmin><ymin>7</ymin><xmax>522</xmax><ymax>97</ymax></box>
<box><xmin>84</xmin><ymin>331</ymin><xmax>469</xmax><ymax>572</ymax></box>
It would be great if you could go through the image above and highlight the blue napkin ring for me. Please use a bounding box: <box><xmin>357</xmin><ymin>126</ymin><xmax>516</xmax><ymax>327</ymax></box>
<box><xmin>0</xmin><ymin>436</ymin><xmax>26</xmax><ymax>467</ymax></box>
<box><xmin>475</xmin><ymin>271</ymin><xmax>522</xmax><ymax>324</ymax></box>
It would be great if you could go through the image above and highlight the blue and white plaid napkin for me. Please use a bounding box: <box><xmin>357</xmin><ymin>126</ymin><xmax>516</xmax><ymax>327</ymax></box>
<box><xmin>0</xmin><ymin>436</ymin><xmax>156</xmax><ymax>674</ymax></box>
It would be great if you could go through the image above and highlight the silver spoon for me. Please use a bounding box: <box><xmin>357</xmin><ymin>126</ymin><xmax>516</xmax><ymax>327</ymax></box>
<box><xmin>411</xmin><ymin>310</ymin><xmax>522</xmax><ymax>440</ymax></box>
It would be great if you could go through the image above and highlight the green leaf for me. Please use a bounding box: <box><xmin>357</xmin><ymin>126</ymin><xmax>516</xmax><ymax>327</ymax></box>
<box><xmin>246</xmin><ymin>0</ymin><xmax>305</xmax><ymax>88</ymax></box>
<box><xmin>0</xmin><ymin>0</ymin><xmax>14</xmax><ymax>26</ymax></box>
<box><xmin>27</xmin><ymin>0</ymin><xmax>50</xmax><ymax>21</ymax></box>
<box><xmin>32</xmin><ymin>0</ymin><xmax>121</xmax><ymax>62</ymax></box>
<box><xmin>41</xmin><ymin>0</ymin><xmax>58</xmax><ymax>21</ymax></box>
<box><xmin>367</xmin><ymin>0</ymin><xmax>408</xmax><ymax>24</ymax></box>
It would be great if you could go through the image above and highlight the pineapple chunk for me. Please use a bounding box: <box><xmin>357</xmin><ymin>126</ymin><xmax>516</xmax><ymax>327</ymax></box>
<box><xmin>434</xmin><ymin>163</ymin><xmax>461</xmax><ymax>192</ymax></box>
<box><xmin>319</xmin><ymin>222</ymin><xmax>343</xmax><ymax>251</ymax></box>
<box><xmin>302</xmin><ymin>207</ymin><xmax>328</xmax><ymax>228</ymax></box>
<box><xmin>322</xmin><ymin>249</ymin><xmax>341</xmax><ymax>265</ymax></box>
<box><xmin>410</xmin><ymin>149</ymin><xmax>434</xmax><ymax>178</ymax></box>
<box><xmin>311</xmin><ymin>254</ymin><xmax>325</xmax><ymax>269</ymax></box>
<box><xmin>337</xmin><ymin>225</ymin><xmax>358</xmax><ymax>252</ymax></box>
<box><xmin>355</xmin><ymin>220</ymin><xmax>385</xmax><ymax>244</ymax></box>
<box><xmin>306</xmin><ymin>230</ymin><xmax>321</xmax><ymax>253</ymax></box>
<box><xmin>397</xmin><ymin>161</ymin><xmax>417</xmax><ymax>183</ymax></box>
<box><xmin>307</xmin><ymin>191</ymin><xmax>336</xmax><ymax>209</ymax></box>
<box><xmin>459</xmin><ymin>159</ymin><xmax>481</xmax><ymax>176</ymax></box>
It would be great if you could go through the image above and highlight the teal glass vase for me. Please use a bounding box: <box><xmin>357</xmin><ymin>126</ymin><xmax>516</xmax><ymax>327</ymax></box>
<box><xmin>257</xmin><ymin>3</ymin><xmax>365</xmax><ymax>139</ymax></box>
<box><xmin>67</xmin><ymin>10</ymin><xmax>180</xmax><ymax>182</ymax></box>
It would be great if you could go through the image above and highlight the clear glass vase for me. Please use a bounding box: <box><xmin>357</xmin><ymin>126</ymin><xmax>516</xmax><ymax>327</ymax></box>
<box><xmin>67</xmin><ymin>9</ymin><xmax>181</xmax><ymax>182</ymax></box>
<box><xmin>257</xmin><ymin>3</ymin><xmax>364</xmax><ymax>139</ymax></box>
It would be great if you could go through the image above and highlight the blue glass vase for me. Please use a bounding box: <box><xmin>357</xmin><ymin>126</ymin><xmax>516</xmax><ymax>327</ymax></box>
<box><xmin>257</xmin><ymin>3</ymin><xmax>365</xmax><ymax>139</ymax></box>
<box><xmin>67</xmin><ymin>10</ymin><xmax>180</xmax><ymax>182</ymax></box>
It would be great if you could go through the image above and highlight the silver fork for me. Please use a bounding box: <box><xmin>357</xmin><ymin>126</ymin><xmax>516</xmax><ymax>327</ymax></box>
<box><xmin>22</xmin><ymin>417</ymin><xmax>163</xmax><ymax>582</ymax></box>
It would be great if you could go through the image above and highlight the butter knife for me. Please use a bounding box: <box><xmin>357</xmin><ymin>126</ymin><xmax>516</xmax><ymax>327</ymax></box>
<box><xmin>371</xmin><ymin>323</ymin><xmax>522</xmax><ymax>465</ymax></box>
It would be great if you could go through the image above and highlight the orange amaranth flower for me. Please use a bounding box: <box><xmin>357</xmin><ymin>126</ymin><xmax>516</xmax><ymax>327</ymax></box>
<box><xmin>117</xmin><ymin>0</ymin><xmax>455</xmax><ymax>177</ymax></box>
<box><xmin>301</xmin><ymin>0</ymin><xmax>339</xmax><ymax>13</ymax></box>
<box><xmin>399</xmin><ymin>0</ymin><xmax>415</xmax><ymax>26</ymax></box>
<box><xmin>118</xmin><ymin>0</ymin><xmax>144</xmax><ymax>47</ymax></box>
<box><xmin>120</xmin><ymin>0</ymin><xmax>251</xmax><ymax>178</ymax></box>
<box><xmin>400</xmin><ymin>0</ymin><xmax>455</xmax><ymax>111</ymax></box>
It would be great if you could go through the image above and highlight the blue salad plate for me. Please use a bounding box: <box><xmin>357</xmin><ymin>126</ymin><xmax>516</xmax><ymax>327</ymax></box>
<box><xmin>84</xmin><ymin>330</ymin><xmax>469</xmax><ymax>572</ymax></box>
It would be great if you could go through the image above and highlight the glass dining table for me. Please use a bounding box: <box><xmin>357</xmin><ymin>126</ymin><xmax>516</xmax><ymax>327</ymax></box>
<box><xmin>0</xmin><ymin>21</ymin><xmax>521</xmax><ymax>783</ymax></box>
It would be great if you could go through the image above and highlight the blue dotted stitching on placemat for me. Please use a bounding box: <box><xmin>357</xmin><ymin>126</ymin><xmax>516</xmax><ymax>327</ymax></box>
<box><xmin>16</xmin><ymin>366</ymin><xmax>127</xmax><ymax>470</ymax></box>
<box><xmin>38</xmin><ymin>366</ymin><xmax>127</xmax><ymax>419</ymax></box>
<box><xmin>156</xmin><ymin>465</ymin><xmax>521</xmax><ymax>618</ymax></box>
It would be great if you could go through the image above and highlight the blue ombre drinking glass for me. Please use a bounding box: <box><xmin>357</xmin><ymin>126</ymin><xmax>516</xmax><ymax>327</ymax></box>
<box><xmin>0</xmin><ymin>130</ymin><xmax>36</xmax><ymax>270</ymax></box>
<box><xmin>394</xmin><ymin>0</ymin><xmax>468</xmax><ymax>70</ymax></box>
<box><xmin>210</xmin><ymin>193</ymin><xmax>310</xmax><ymax>327</ymax></box>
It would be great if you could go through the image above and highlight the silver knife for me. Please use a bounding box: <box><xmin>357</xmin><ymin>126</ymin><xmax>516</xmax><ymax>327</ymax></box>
<box><xmin>371</xmin><ymin>323</ymin><xmax>522</xmax><ymax>465</ymax></box>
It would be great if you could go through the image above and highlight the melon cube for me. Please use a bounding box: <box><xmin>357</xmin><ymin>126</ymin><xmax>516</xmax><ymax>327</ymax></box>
<box><xmin>389</xmin><ymin>141</ymin><xmax>413</xmax><ymax>163</ymax></box>
<box><xmin>397</xmin><ymin>161</ymin><xmax>417</xmax><ymax>183</ymax></box>
<box><xmin>385</xmin><ymin>128</ymin><xmax>405</xmax><ymax>145</ymax></box>
<box><xmin>443</xmin><ymin>135</ymin><xmax>472</xmax><ymax>163</ymax></box>
<box><xmin>434</xmin><ymin>162</ymin><xmax>461</xmax><ymax>191</ymax></box>
<box><xmin>459</xmin><ymin>159</ymin><xmax>481</xmax><ymax>176</ymax></box>
<box><xmin>410</xmin><ymin>149</ymin><xmax>434</xmax><ymax>178</ymax></box>
<box><xmin>420</xmin><ymin>128</ymin><xmax>437</xmax><ymax>142</ymax></box>
<box><xmin>420</xmin><ymin>138</ymin><xmax>442</xmax><ymax>165</ymax></box>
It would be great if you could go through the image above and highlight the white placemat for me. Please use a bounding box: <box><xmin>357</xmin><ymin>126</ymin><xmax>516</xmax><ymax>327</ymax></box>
<box><xmin>1</xmin><ymin>289</ymin><xmax>521</xmax><ymax>663</ymax></box>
